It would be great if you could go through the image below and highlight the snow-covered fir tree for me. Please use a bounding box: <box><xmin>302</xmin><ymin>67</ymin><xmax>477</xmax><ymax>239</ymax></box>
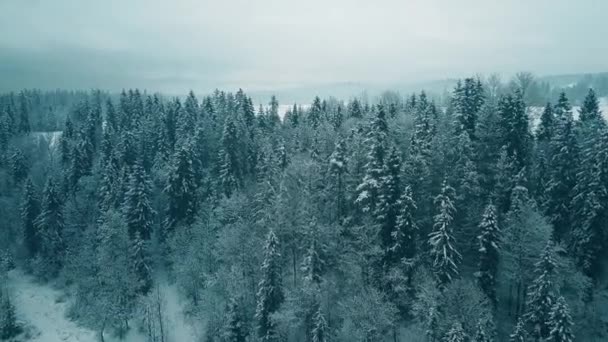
<box><xmin>20</xmin><ymin>178</ymin><xmax>41</xmax><ymax>258</ymax></box>
<box><xmin>255</xmin><ymin>229</ymin><xmax>284</xmax><ymax>340</ymax></box>
<box><xmin>164</xmin><ymin>143</ymin><xmax>198</xmax><ymax>230</ymax></box>
<box><xmin>311</xmin><ymin>305</ymin><xmax>328</xmax><ymax>342</ymax></box>
<box><xmin>223</xmin><ymin>298</ymin><xmax>248</xmax><ymax>342</ymax></box>
<box><xmin>429</xmin><ymin>181</ymin><xmax>461</xmax><ymax>287</ymax></box>
<box><xmin>525</xmin><ymin>241</ymin><xmax>557</xmax><ymax>340</ymax></box>
<box><xmin>509</xmin><ymin>319</ymin><xmax>528</xmax><ymax>342</ymax></box>
<box><xmin>444</xmin><ymin>322</ymin><xmax>468</xmax><ymax>342</ymax></box>
<box><xmin>545</xmin><ymin>92</ymin><xmax>578</xmax><ymax>242</ymax></box>
<box><xmin>477</xmin><ymin>203</ymin><xmax>500</xmax><ymax>304</ymax></box>
<box><xmin>547</xmin><ymin>296</ymin><xmax>574</xmax><ymax>342</ymax></box>
<box><xmin>34</xmin><ymin>177</ymin><xmax>64</xmax><ymax>276</ymax></box>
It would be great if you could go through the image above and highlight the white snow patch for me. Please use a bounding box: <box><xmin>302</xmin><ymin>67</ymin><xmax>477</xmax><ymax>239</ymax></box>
<box><xmin>6</xmin><ymin>270</ymin><xmax>198</xmax><ymax>342</ymax></box>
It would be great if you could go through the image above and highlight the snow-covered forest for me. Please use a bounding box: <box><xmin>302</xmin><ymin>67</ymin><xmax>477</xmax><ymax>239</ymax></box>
<box><xmin>1</xmin><ymin>73</ymin><xmax>608</xmax><ymax>342</ymax></box>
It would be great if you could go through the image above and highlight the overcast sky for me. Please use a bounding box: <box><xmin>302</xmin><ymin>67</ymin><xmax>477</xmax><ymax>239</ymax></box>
<box><xmin>1</xmin><ymin>0</ymin><xmax>606</xmax><ymax>93</ymax></box>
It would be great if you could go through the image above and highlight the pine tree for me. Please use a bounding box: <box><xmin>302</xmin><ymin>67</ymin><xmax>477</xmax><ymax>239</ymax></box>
<box><xmin>18</xmin><ymin>91</ymin><xmax>30</xmax><ymax>134</ymax></box>
<box><xmin>474</xmin><ymin>321</ymin><xmax>491</xmax><ymax>342</ymax></box>
<box><xmin>536</xmin><ymin>102</ymin><xmax>554</xmax><ymax>142</ymax></box>
<box><xmin>453</xmin><ymin>78</ymin><xmax>485</xmax><ymax>139</ymax></box>
<box><xmin>35</xmin><ymin>177</ymin><xmax>65</xmax><ymax>276</ymax></box>
<box><xmin>477</xmin><ymin>203</ymin><xmax>500</xmax><ymax>304</ymax></box>
<box><xmin>429</xmin><ymin>181</ymin><xmax>461</xmax><ymax>287</ymax></box>
<box><xmin>309</xmin><ymin>97</ymin><xmax>322</xmax><ymax>128</ymax></box>
<box><xmin>328</xmin><ymin>137</ymin><xmax>348</xmax><ymax>219</ymax></box>
<box><xmin>311</xmin><ymin>305</ymin><xmax>328</xmax><ymax>342</ymax></box>
<box><xmin>390</xmin><ymin>184</ymin><xmax>418</xmax><ymax>257</ymax></box>
<box><xmin>9</xmin><ymin>148</ymin><xmax>29</xmax><ymax>184</ymax></box>
<box><xmin>545</xmin><ymin>92</ymin><xmax>578</xmax><ymax>242</ymax></box>
<box><xmin>302</xmin><ymin>224</ymin><xmax>324</xmax><ymax>285</ymax></box>
<box><xmin>570</xmin><ymin>89</ymin><xmax>607</xmax><ymax>275</ymax></box>
<box><xmin>355</xmin><ymin>105</ymin><xmax>388</xmax><ymax>213</ymax></box>
<box><xmin>255</xmin><ymin>230</ymin><xmax>284</xmax><ymax>340</ymax></box>
<box><xmin>219</xmin><ymin>116</ymin><xmax>241</xmax><ymax>197</ymax></box>
<box><xmin>105</xmin><ymin>98</ymin><xmax>118</xmax><ymax>133</ymax></box>
<box><xmin>164</xmin><ymin>143</ymin><xmax>197</xmax><ymax>231</ymax></box>
<box><xmin>444</xmin><ymin>322</ymin><xmax>468</xmax><ymax>342</ymax></box>
<box><xmin>223</xmin><ymin>298</ymin><xmax>248</xmax><ymax>342</ymax></box>
<box><xmin>509</xmin><ymin>319</ymin><xmax>528</xmax><ymax>342</ymax></box>
<box><xmin>498</xmin><ymin>90</ymin><xmax>530</xmax><ymax>169</ymax></box>
<box><xmin>130</xmin><ymin>232</ymin><xmax>152</xmax><ymax>294</ymax></box>
<box><xmin>123</xmin><ymin>159</ymin><xmax>155</xmax><ymax>240</ymax></box>
<box><xmin>0</xmin><ymin>293</ymin><xmax>19</xmax><ymax>340</ymax></box>
<box><xmin>547</xmin><ymin>296</ymin><xmax>574</xmax><ymax>342</ymax></box>
<box><xmin>376</xmin><ymin>147</ymin><xmax>403</xmax><ymax>263</ymax></box>
<box><xmin>525</xmin><ymin>241</ymin><xmax>557</xmax><ymax>340</ymax></box>
<box><xmin>21</xmin><ymin>179</ymin><xmax>41</xmax><ymax>258</ymax></box>
<box><xmin>578</xmin><ymin>88</ymin><xmax>602</xmax><ymax>123</ymax></box>
<box><xmin>348</xmin><ymin>98</ymin><xmax>363</xmax><ymax>118</ymax></box>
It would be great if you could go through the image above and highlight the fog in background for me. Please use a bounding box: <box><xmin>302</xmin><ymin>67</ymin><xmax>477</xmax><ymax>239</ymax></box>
<box><xmin>1</xmin><ymin>0</ymin><xmax>607</xmax><ymax>100</ymax></box>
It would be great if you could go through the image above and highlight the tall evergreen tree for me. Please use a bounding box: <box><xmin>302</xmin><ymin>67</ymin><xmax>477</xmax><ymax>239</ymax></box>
<box><xmin>545</xmin><ymin>92</ymin><xmax>578</xmax><ymax>242</ymax></box>
<box><xmin>477</xmin><ymin>203</ymin><xmax>500</xmax><ymax>305</ymax></box>
<box><xmin>429</xmin><ymin>181</ymin><xmax>460</xmax><ymax>287</ymax></box>
<box><xmin>18</xmin><ymin>91</ymin><xmax>30</xmax><ymax>134</ymax></box>
<box><xmin>509</xmin><ymin>319</ymin><xmax>528</xmax><ymax>342</ymax></box>
<box><xmin>255</xmin><ymin>230</ymin><xmax>284</xmax><ymax>340</ymax></box>
<box><xmin>547</xmin><ymin>296</ymin><xmax>574</xmax><ymax>342</ymax></box>
<box><xmin>219</xmin><ymin>116</ymin><xmax>241</xmax><ymax>197</ymax></box>
<box><xmin>311</xmin><ymin>305</ymin><xmax>328</xmax><ymax>342</ymax></box>
<box><xmin>21</xmin><ymin>179</ymin><xmax>41</xmax><ymax>258</ymax></box>
<box><xmin>123</xmin><ymin>159</ymin><xmax>155</xmax><ymax>240</ymax></box>
<box><xmin>223</xmin><ymin>298</ymin><xmax>248</xmax><ymax>342</ymax></box>
<box><xmin>164</xmin><ymin>144</ymin><xmax>198</xmax><ymax>230</ymax></box>
<box><xmin>452</xmin><ymin>78</ymin><xmax>484</xmax><ymax>139</ymax></box>
<box><xmin>498</xmin><ymin>90</ymin><xmax>530</xmax><ymax>169</ymax></box>
<box><xmin>390</xmin><ymin>186</ymin><xmax>418</xmax><ymax>265</ymax></box>
<box><xmin>525</xmin><ymin>241</ymin><xmax>557</xmax><ymax>340</ymax></box>
<box><xmin>376</xmin><ymin>147</ymin><xmax>403</xmax><ymax>263</ymax></box>
<box><xmin>35</xmin><ymin>177</ymin><xmax>65</xmax><ymax>276</ymax></box>
<box><xmin>444</xmin><ymin>322</ymin><xmax>468</xmax><ymax>342</ymax></box>
<box><xmin>355</xmin><ymin>105</ymin><xmax>388</xmax><ymax>213</ymax></box>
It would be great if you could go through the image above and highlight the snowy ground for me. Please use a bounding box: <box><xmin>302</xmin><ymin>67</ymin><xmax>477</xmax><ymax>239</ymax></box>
<box><xmin>6</xmin><ymin>270</ymin><xmax>197</xmax><ymax>342</ymax></box>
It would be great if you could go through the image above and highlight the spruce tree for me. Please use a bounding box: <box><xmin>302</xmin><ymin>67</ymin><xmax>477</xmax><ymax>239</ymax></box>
<box><xmin>547</xmin><ymin>296</ymin><xmax>574</xmax><ymax>342</ymax></box>
<box><xmin>474</xmin><ymin>321</ymin><xmax>491</xmax><ymax>342</ymax></box>
<box><xmin>311</xmin><ymin>305</ymin><xmax>328</xmax><ymax>342</ymax></box>
<box><xmin>0</xmin><ymin>293</ymin><xmax>19</xmax><ymax>340</ymax></box>
<box><xmin>164</xmin><ymin>143</ymin><xmax>197</xmax><ymax>231</ymax></box>
<box><xmin>453</xmin><ymin>77</ymin><xmax>484</xmax><ymax>139</ymax></box>
<box><xmin>224</xmin><ymin>298</ymin><xmax>248</xmax><ymax>342</ymax></box>
<box><xmin>578</xmin><ymin>88</ymin><xmax>602</xmax><ymax>123</ymax></box>
<box><xmin>477</xmin><ymin>203</ymin><xmax>500</xmax><ymax>304</ymax></box>
<box><xmin>429</xmin><ymin>181</ymin><xmax>460</xmax><ymax>287</ymax></box>
<box><xmin>10</xmin><ymin>148</ymin><xmax>29</xmax><ymax>184</ymax></box>
<box><xmin>376</xmin><ymin>146</ymin><xmax>403</xmax><ymax>263</ymax></box>
<box><xmin>570</xmin><ymin>89</ymin><xmax>607</xmax><ymax>275</ymax></box>
<box><xmin>444</xmin><ymin>322</ymin><xmax>467</xmax><ymax>342</ymax></box>
<box><xmin>390</xmin><ymin>185</ymin><xmax>418</xmax><ymax>267</ymax></box>
<box><xmin>525</xmin><ymin>241</ymin><xmax>557</xmax><ymax>340</ymax></box>
<box><xmin>21</xmin><ymin>179</ymin><xmax>41</xmax><ymax>258</ymax></box>
<box><xmin>35</xmin><ymin>177</ymin><xmax>65</xmax><ymax>276</ymax></box>
<box><xmin>545</xmin><ymin>92</ymin><xmax>578</xmax><ymax>242</ymax></box>
<box><xmin>255</xmin><ymin>230</ymin><xmax>284</xmax><ymax>340</ymax></box>
<box><xmin>18</xmin><ymin>91</ymin><xmax>30</xmax><ymax>134</ymax></box>
<box><xmin>498</xmin><ymin>90</ymin><xmax>530</xmax><ymax>169</ymax></box>
<box><xmin>536</xmin><ymin>102</ymin><xmax>554</xmax><ymax>142</ymax></box>
<box><xmin>328</xmin><ymin>137</ymin><xmax>348</xmax><ymax>219</ymax></box>
<box><xmin>219</xmin><ymin>116</ymin><xmax>241</xmax><ymax>197</ymax></box>
<box><xmin>355</xmin><ymin>105</ymin><xmax>388</xmax><ymax>213</ymax></box>
<box><xmin>123</xmin><ymin>159</ymin><xmax>155</xmax><ymax>240</ymax></box>
<box><xmin>509</xmin><ymin>319</ymin><xmax>528</xmax><ymax>342</ymax></box>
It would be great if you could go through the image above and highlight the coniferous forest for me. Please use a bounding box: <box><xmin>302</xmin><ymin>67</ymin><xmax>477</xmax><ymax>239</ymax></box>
<box><xmin>1</xmin><ymin>74</ymin><xmax>608</xmax><ymax>342</ymax></box>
